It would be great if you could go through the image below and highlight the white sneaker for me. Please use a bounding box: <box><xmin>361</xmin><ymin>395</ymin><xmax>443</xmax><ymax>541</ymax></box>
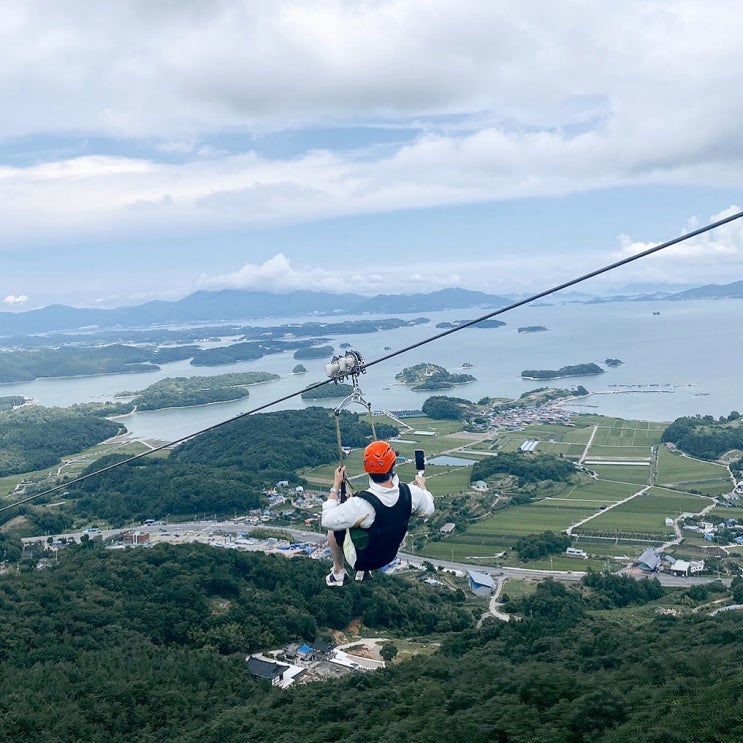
<box><xmin>355</xmin><ymin>570</ymin><xmax>373</xmax><ymax>582</ymax></box>
<box><xmin>325</xmin><ymin>570</ymin><xmax>346</xmax><ymax>587</ymax></box>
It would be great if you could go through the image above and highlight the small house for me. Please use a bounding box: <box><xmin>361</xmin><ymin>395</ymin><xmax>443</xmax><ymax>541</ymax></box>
<box><xmin>635</xmin><ymin>548</ymin><xmax>661</xmax><ymax>572</ymax></box>
<box><xmin>311</xmin><ymin>640</ymin><xmax>333</xmax><ymax>658</ymax></box>
<box><xmin>247</xmin><ymin>656</ymin><xmax>290</xmax><ymax>686</ymax></box>
<box><xmin>439</xmin><ymin>523</ymin><xmax>456</xmax><ymax>536</ymax></box>
<box><xmin>669</xmin><ymin>559</ymin><xmax>691</xmax><ymax>576</ymax></box>
<box><xmin>689</xmin><ymin>560</ymin><xmax>705</xmax><ymax>574</ymax></box>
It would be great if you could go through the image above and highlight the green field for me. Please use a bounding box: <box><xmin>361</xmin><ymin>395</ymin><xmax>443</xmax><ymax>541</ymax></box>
<box><xmin>412</xmin><ymin>417</ymin><xmax>717</xmax><ymax>565</ymax></box>
<box><xmin>576</xmin><ymin>487</ymin><xmax>714</xmax><ymax>535</ymax></box>
<box><xmin>500</xmin><ymin>578</ymin><xmax>539</xmax><ymax>599</ymax></box>
<box><xmin>566</xmin><ymin>479</ymin><xmax>640</xmax><ymax>502</ymax></box>
<box><xmin>588</xmin><ymin>463</ymin><xmax>651</xmax><ymax>485</ymax></box>
<box><xmin>585</xmin><ymin>444</ymin><xmax>653</xmax><ymax>458</ymax></box>
<box><xmin>308</xmin><ymin>414</ymin><xmax>740</xmax><ymax>569</ymax></box>
<box><xmin>474</xmin><ymin>504</ymin><xmax>581</xmax><ymax>535</ymax></box>
<box><xmin>575</xmin><ymin>417</ymin><xmax>665</xmax><ymax>445</ymax></box>
<box><xmin>655</xmin><ymin>446</ymin><xmax>732</xmax><ymax>495</ymax></box>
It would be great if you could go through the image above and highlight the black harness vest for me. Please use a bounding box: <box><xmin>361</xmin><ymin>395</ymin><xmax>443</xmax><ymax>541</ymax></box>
<box><xmin>335</xmin><ymin>483</ymin><xmax>413</xmax><ymax>571</ymax></box>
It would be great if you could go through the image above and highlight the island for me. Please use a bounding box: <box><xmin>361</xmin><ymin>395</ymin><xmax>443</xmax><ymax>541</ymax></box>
<box><xmin>120</xmin><ymin>372</ymin><xmax>279</xmax><ymax>411</ymax></box>
<box><xmin>435</xmin><ymin>319</ymin><xmax>506</xmax><ymax>329</ymax></box>
<box><xmin>604</xmin><ymin>358</ymin><xmax>623</xmax><ymax>367</ymax></box>
<box><xmin>293</xmin><ymin>345</ymin><xmax>334</xmax><ymax>360</ymax></box>
<box><xmin>520</xmin><ymin>363</ymin><xmax>604</xmax><ymax>380</ymax></box>
<box><xmin>395</xmin><ymin>363</ymin><xmax>476</xmax><ymax>390</ymax></box>
<box><xmin>292</xmin><ymin>364</ymin><xmax>308</xmax><ymax>374</ymax></box>
<box><xmin>517</xmin><ymin>325</ymin><xmax>548</xmax><ymax>333</ymax></box>
<box><xmin>300</xmin><ymin>382</ymin><xmax>354</xmax><ymax>400</ymax></box>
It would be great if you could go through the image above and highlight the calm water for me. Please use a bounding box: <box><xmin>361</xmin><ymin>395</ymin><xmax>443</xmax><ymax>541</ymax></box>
<box><xmin>3</xmin><ymin>299</ymin><xmax>742</xmax><ymax>441</ymax></box>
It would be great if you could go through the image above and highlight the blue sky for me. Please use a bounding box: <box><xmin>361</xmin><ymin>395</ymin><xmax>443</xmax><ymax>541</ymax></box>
<box><xmin>2</xmin><ymin>1</ymin><xmax>743</xmax><ymax>310</ymax></box>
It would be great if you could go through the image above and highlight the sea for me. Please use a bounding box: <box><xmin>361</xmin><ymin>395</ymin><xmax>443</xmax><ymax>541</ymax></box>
<box><xmin>3</xmin><ymin>298</ymin><xmax>742</xmax><ymax>442</ymax></box>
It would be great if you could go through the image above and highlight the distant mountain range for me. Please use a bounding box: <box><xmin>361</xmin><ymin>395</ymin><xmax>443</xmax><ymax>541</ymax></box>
<box><xmin>0</xmin><ymin>288</ymin><xmax>513</xmax><ymax>336</ymax></box>
<box><xmin>664</xmin><ymin>279</ymin><xmax>743</xmax><ymax>300</ymax></box>
<box><xmin>1</xmin><ymin>281</ymin><xmax>741</xmax><ymax>337</ymax></box>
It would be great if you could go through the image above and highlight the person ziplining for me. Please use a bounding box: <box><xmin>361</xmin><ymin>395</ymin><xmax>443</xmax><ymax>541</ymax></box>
<box><xmin>319</xmin><ymin>350</ymin><xmax>434</xmax><ymax>586</ymax></box>
<box><xmin>321</xmin><ymin>440</ymin><xmax>434</xmax><ymax>586</ymax></box>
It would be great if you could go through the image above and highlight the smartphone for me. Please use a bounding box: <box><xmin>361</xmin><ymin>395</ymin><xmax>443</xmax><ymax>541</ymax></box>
<box><xmin>414</xmin><ymin>449</ymin><xmax>425</xmax><ymax>474</ymax></box>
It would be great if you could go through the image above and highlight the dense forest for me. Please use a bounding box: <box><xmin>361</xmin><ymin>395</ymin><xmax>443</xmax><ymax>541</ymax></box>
<box><xmin>0</xmin><ymin>543</ymin><xmax>473</xmax><ymax>741</ymax></box>
<box><xmin>662</xmin><ymin>413</ymin><xmax>743</xmax><ymax>461</ymax></box>
<box><xmin>0</xmin><ymin>543</ymin><xmax>739</xmax><ymax>741</ymax></box>
<box><xmin>471</xmin><ymin>451</ymin><xmax>577</xmax><ymax>486</ymax></box>
<box><xmin>64</xmin><ymin>408</ymin><xmax>399</xmax><ymax>526</ymax></box>
<box><xmin>421</xmin><ymin>395</ymin><xmax>475</xmax><ymax>420</ymax></box>
<box><xmin>0</xmin><ymin>396</ymin><xmax>25</xmax><ymax>412</ymax></box>
<box><xmin>512</xmin><ymin>530</ymin><xmax>571</xmax><ymax>560</ymax></box>
<box><xmin>0</xmin><ymin>406</ymin><xmax>122</xmax><ymax>477</ymax></box>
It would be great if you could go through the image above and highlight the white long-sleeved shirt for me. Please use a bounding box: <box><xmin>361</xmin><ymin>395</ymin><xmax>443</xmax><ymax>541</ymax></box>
<box><xmin>321</xmin><ymin>474</ymin><xmax>434</xmax><ymax>531</ymax></box>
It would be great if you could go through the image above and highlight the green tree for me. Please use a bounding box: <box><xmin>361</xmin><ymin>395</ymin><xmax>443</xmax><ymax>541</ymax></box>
<box><xmin>380</xmin><ymin>643</ymin><xmax>398</xmax><ymax>662</ymax></box>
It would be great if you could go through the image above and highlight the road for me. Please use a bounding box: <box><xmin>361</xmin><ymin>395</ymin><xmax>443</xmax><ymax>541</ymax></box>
<box><xmin>24</xmin><ymin>520</ymin><xmax>730</xmax><ymax>588</ymax></box>
<box><xmin>399</xmin><ymin>552</ymin><xmax>730</xmax><ymax>588</ymax></box>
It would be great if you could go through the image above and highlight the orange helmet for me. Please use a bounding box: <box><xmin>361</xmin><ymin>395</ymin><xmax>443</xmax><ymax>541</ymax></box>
<box><xmin>363</xmin><ymin>441</ymin><xmax>396</xmax><ymax>474</ymax></box>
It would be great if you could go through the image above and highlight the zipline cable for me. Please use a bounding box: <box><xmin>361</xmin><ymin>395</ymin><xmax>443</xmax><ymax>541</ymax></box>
<box><xmin>4</xmin><ymin>208</ymin><xmax>742</xmax><ymax>515</ymax></box>
<box><xmin>363</xmin><ymin>209</ymin><xmax>743</xmax><ymax>371</ymax></box>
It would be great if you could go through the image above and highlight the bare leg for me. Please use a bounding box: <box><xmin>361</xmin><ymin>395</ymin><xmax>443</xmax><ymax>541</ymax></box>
<box><xmin>327</xmin><ymin>531</ymin><xmax>346</xmax><ymax>575</ymax></box>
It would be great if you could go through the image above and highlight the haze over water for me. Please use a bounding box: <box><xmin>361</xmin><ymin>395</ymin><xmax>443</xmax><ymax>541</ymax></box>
<box><xmin>3</xmin><ymin>299</ymin><xmax>741</xmax><ymax>442</ymax></box>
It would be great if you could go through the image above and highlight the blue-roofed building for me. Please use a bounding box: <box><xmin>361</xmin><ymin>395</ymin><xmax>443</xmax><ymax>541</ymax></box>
<box><xmin>467</xmin><ymin>570</ymin><xmax>496</xmax><ymax>596</ymax></box>
<box><xmin>635</xmin><ymin>548</ymin><xmax>661</xmax><ymax>572</ymax></box>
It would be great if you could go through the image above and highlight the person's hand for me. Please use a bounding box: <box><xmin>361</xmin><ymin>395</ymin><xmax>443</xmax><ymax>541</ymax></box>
<box><xmin>333</xmin><ymin>465</ymin><xmax>346</xmax><ymax>490</ymax></box>
<box><xmin>414</xmin><ymin>474</ymin><xmax>426</xmax><ymax>489</ymax></box>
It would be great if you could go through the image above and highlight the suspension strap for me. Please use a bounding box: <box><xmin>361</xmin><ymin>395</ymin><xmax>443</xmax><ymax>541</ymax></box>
<box><xmin>326</xmin><ymin>350</ymin><xmax>377</xmax><ymax>501</ymax></box>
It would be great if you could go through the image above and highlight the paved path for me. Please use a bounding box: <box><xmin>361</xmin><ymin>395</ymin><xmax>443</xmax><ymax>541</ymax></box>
<box><xmin>565</xmin><ymin>485</ymin><xmax>651</xmax><ymax>536</ymax></box>
<box><xmin>658</xmin><ymin>496</ymin><xmax>719</xmax><ymax>551</ymax></box>
<box><xmin>487</xmin><ymin>576</ymin><xmax>511</xmax><ymax>622</ymax></box>
<box><xmin>335</xmin><ymin>638</ymin><xmax>388</xmax><ymax>670</ymax></box>
<box><xmin>578</xmin><ymin>425</ymin><xmax>598</xmax><ymax>464</ymax></box>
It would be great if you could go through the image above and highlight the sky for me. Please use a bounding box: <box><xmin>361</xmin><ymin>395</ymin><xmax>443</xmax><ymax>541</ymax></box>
<box><xmin>2</xmin><ymin>0</ymin><xmax>743</xmax><ymax>310</ymax></box>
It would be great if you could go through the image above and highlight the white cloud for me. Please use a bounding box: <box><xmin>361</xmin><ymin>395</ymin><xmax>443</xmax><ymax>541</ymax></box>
<box><xmin>197</xmin><ymin>252</ymin><xmax>581</xmax><ymax>297</ymax></box>
<box><xmin>199</xmin><ymin>254</ymin><xmax>348</xmax><ymax>293</ymax></box>
<box><xmin>0</xmin><ymin>1</ymin><xmax>741</xmax><ymax>150</ymax></box>
<box><xmin>4</xmin><ymin>294</ymin><xmax>28</xmax><ymax>305</ymax></box>
<box><xmin>2</xmin><ymin>2</ymin><xmax>743</xmax><ymax>304</ymax></box>
<box><xmin>0</xmin><ymin>3</ymin><xmax>741</xmax><ymax>242</ymax></box>
<box><xmin>608</xmin><ymin>206</ymin><xmax>743</xmax><ymax>286</ymax></box>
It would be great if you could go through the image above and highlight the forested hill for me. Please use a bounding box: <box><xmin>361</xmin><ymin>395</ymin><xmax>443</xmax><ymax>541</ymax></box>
<box><xmin>172</xmin><ymin>407</ymin><xmax>398</xmax><ymax>471</ymax></box>
<box><xmin>0</xmin><ymin>542</ymin><xmax>740</xmax><ymax>741</ymax></box>
<box><xmin>69</xmin><ymin>408</ymin><xmax>398</xmax><ymax>526</ymax></box>
<box><xmin>0</xmin><ymin>544</ymin><xmax>473</xmax><ymax>740</ymax></box>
